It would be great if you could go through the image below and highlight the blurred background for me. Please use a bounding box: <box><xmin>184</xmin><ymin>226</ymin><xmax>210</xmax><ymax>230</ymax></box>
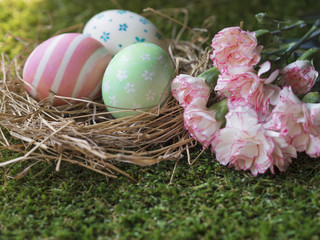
<box><xmin>1</xmin><ymin>0</ymin><xmax>319</xmax><ymax>58</ymax></box>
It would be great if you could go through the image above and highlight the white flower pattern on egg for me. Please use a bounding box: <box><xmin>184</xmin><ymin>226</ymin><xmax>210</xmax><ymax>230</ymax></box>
<box><xmin>117</xmin><ymin>70</ymin><xmax>128</xmax><ymax>81</ymax></box>
<box><xmin>146</xmin><ymin>90</ymin><xmax>156</xmax><ymax>101</ymax></box>
<box><xmin>109</xmin><ymin>95</ymin><xmax>118</xmax><ymax>106</ymax></box>
<box><xmin>142</xmin><ymin>70</ymin><xmax>154</xmax><ymax>81</ymax></box>
<box><xmin>158</xmin><ymin>54</ymin><xmax>169</xmax><ymax>67</ymax></box>
<box><xmin>132</xmin><ymin>102</ymin><xmax>142</xmax><ymax>108</ymax></box>
<box><xmin>121</xmin><ymin>55</ymin><xmax>131</xmax><ymax>64</ymax></box>
<box><xmin>140</xmin><ymin>53</ymin><xmax>151</xmax><ymax>61</ymax></box>
<box><xmin>157</xmin><ymin>55</ymin><xmax>164</xmax><ymax>63</ymax></box>
<box><xmin>124</xmin><ymin>82</ymin><xmax>135</xmax><ymax>93</ymax></box>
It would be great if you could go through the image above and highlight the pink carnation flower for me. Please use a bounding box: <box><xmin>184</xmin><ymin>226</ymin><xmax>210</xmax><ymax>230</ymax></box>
<box><xmin>211</xmin><ymin>26</ymin><xmax>263</xmax><ymax>74</ymax></box>
<box><xmin>264</xmin><ymin>87</ymin><xmax>320</xmax><ymax>152</ymax></box>
<box><xmin>216</xmin><ymin>62</ymin><xmax>280</xmax><ymax>116</ymax></box>
<box><xmin>279</xmin><ymin>60</ymin><xmax>318</xmax><ymax>95</ymax></box>
<box><xmin>212</xmin><ymin>106</ymin><xmax>274</xmax><ymax>176</ymax></box>
<box><xmin>184</xmin><ymin>104</ymin><xmax>222</xmax><ymax>148</ymax></box>
<box><xmin>171</xmin><ymin>74</ymin><xmax>211</xmax><ymax>109</ymax></box>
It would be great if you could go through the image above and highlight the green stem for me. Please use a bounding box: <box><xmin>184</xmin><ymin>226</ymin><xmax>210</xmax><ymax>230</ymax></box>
<box><xmin>271</xmin><ymin>20</ymin><xmax>306</xmax><ymax>35</ymax></box>
<box><xmin>298</xmin><ymin>48</ymin><xmax>320</xmax><ymax>61</ymax></box>
<box><xmin>197</xmin><ymin>67</ymin><xmax>220</xmax><ymax>90</ymax></box>
<box><xmin>264</xmin><ymin>42</ymin><xmax>296</xmax><ymax>56</ymax></box>
<box><xmin>208</xmin><ymin>98</ymin><xmax>228</xmax><ymax>124</ymax></box>
<box><xmin>283</xmin><ymin>19</ymin><xmax>320</xmax><ymax>58</ymax></box>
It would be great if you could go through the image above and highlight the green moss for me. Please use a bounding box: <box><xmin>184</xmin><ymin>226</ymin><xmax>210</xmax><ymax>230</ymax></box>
<box><xmin>1</xmin><ymin>153</ymin><xmax>320</xmax><ymax>239</ymax></box>
<box><xmin>0</xmin><ymin>0</ymin><xmax>45</xmax><ymax>57</ymax></box>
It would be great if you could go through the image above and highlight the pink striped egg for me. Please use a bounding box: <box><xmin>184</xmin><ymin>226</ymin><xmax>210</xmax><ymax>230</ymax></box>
<box><xmin>23</xmin><ymin>33</ymin><xmax>112</xmax><ymax>105</ymax></box>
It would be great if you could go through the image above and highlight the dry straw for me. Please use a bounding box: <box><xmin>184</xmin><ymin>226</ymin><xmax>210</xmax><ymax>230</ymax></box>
<box><xmin>0</xmin><ymin>8</ymin><xmax>215</xmax><ymax>180</ymax></box>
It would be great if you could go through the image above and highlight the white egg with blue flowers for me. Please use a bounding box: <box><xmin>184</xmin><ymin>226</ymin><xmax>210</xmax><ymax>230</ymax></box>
<box><xmin>83</xmin><ymin>9</ymin><xmax>167</xmax><ymax>56</ymax></box>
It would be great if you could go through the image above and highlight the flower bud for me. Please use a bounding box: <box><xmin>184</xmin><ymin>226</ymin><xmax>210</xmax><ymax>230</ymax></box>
<box><xmin>279</xmin><ymin>60</ymin><xmax>319</xmax><ymax>95</ymax></box>
<box><xmin>255</xmin><ymin>13</ymin><xmax>274</xmax><ymax>25</ymax></box>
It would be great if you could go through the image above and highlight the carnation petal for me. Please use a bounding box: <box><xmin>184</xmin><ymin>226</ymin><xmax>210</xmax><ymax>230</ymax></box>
<box><xmin>304</xmin><ymin>103</ymin><xmax>320</xmax><ymax>136</ymax></box>
<box><xmin>291</xmin><ymin>132</ymin><xmax>309</xmax><ymax>152</ymax></box>
<box><xmin>306</xmin><ymin>135</ymin><xmax>320</xmax><ymax>158</ymax></box>
<box><xmin>240</xmin><ymin>143</ymin><xmax>259</xmax><ymax>160</ymax></box>
<box><xmin>258</xmin><ymin>61</ymin><xmax>271</xmax><ymax>76</ymax></box>
<box><xmin>250</xmin><ymin>165</ymin><xmax>259</xmax><ymax>176</ymax></box>
<box><xmin>225</xmin><ymin>106</ymin><xmax>258</xmax><ymax>129</ymax></box>
<box><xmin>214</xmin><ymin>141</ymin><xmax>233</xmax><ymax>165</ymax></box>
<box><xmin>264</xmin><ymin>69</ymin><xmax>279</xmax><ymax>84</ymax></box>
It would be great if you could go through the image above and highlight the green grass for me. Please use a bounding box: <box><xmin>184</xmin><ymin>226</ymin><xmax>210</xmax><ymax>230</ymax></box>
<box><xmin>1</xmin><ymin>0</ymin><xmax>320</xmax><ymax>239</ymax></box>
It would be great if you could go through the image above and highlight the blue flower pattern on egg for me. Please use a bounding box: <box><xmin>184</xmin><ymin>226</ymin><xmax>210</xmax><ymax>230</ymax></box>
<box><xmin>101</xmin><ymin>15</ymin><xmax>150</xmax><ymax>47</ymax></box>
<box><xmin>135</xmin><ymin>37</ymin><xmax>145</xmax><ymax>43</ymax></box>
<box><xmin>83</xmin><ymin>10</ymin><xmax>165</xmax><ymax>56</ymax></box>
<box><xmin>100</xmin><ymin>32</ymin><xmax>110</xmax><ymax>42</ymax></box>
<box><xmin>119</xmin><ymin>23</ymin><xmax>128</xmax><ymax>31</ymax></box>
<box><xmin>96</xmin><ymin>13</ymin><xmax>104</xmax><ymax>19</ymax></box>
<box><xmin>139</xmin><ymin>18</ymin><xmax>149</xmax><ymax>25</ymax></box>
<box><xmin>117</xmin><ymin>10</ymin><xmax>127</xmax><ymax>14</ymax></box>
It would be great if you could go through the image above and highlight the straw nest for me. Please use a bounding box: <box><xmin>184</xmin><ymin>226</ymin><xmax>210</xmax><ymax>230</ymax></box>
<box><xmin>0</xmin><ymin>8</ymin><xmax>215</xmax><ymax>180</ymax></box>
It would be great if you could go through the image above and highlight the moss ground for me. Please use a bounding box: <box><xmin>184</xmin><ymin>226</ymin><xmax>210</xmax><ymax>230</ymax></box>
<box><xmin>1</xmin><ymin>0</ymin><xmax>320</xmax><ymax>239</ymax></box>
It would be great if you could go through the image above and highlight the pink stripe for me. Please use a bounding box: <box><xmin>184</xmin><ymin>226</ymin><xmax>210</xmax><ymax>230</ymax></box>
<box><xmin>77</xmin><ymin>55</ymin><xmax>111</xmax><ymax>98</ymax></box>
<box><xmin>23</xmin><ymin>37</ymin><xmax>56</xmax><ymax>93</ymax></box>
<box><xmin>56</xmin><ymin>37</ymin><xmax>102</xmax><ymax>98</ymax></box>
<box><xmin>36</xmin><ymin>35</ymin><xmax>75</xmax><ymax>99</ymax></box>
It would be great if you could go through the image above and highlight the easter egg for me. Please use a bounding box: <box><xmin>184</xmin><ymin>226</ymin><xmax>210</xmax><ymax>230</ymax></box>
<box><xmin>102</xmin><ymin>42</ymin><xmax>174</xmax><ymax>119</ymax></box>
<box><xmin>83</xmin><ymin>9</ymin><xmax>167</xmax><ymax>56</ymax></box>
<box><xmin>23</xmin><ymin>33</ymin><xmax>112</xmax><ymax>105</ymax></box>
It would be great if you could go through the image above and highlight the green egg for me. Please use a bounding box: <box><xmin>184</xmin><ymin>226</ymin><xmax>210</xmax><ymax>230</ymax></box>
<box><xmin>102</xmin><ymin>42</ymin><xmax>174</xmax><ymax>118</ymax></box>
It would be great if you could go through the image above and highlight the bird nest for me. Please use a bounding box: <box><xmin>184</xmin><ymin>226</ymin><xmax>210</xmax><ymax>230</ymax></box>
<box><xmin>0</xmin><ymin>8</ymin><xmax>214</xmax><ymax>180</ymax></box>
